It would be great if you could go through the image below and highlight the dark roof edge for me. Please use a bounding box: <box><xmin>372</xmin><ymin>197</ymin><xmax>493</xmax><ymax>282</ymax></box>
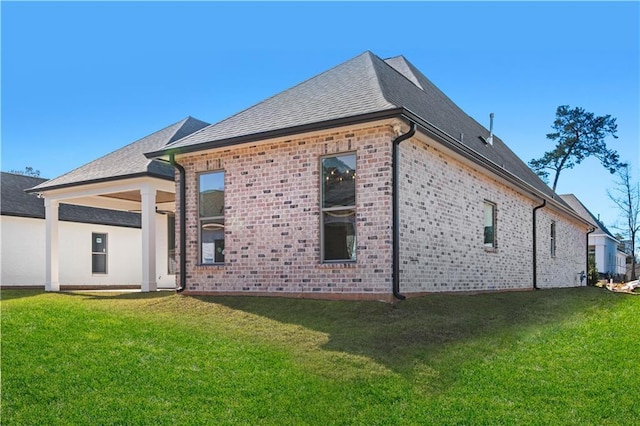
<box><xmin>399</xmin><ymin>109</ymin><xmax>592</xmax><ymax>227</ymax></box>
<box><xmin>25</xmin><ymin>172</ymin><xmax>174</xmax><ymax>194</ymax></box>
<box><xmin>0</xmin><ymin>212</ymin><xmax>45</xmax><ymax>220</ymax></box>
<box><xmin>144</xmin><ymin>108</ymin><xmax>406</xmax><ymax>158</ymax></box>
<box><xmin>0</xmin><ymin>211</ymin><xmax>142</xmax><ymax>229</ymax></box>
<box><xmin>562</xmin><ymin>194</ymin><xmax>616</xmax><ymax>238</ymax></box>
<box><xmin>146</xmin><ymin>106</ymin><xmax>590</xmax><ymax>228</ymax></box>
<box><xmin>59</xmin><ymin>217</ymin><xmax>142</xmax><ymax>229</ymax></box>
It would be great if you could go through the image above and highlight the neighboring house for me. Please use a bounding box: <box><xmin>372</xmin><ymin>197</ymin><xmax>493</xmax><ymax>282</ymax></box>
<box><xmin>139</xmin><ymin>51</ymin><xmax>593</xmax><ymax>300</ymax></box>
<box><xmin>560</xmin><ymin>194</ymin><xmax>627</xmax><ymax>278</ymax></box>
<box><xmin>1</xmin><ymin>172</ymin><xmax>162</xmax><ymax>287</ymax></box>
<box><xmin>24</xmin><ymin>116</ymin><xmax>209</xmax><ymax>291</ymax></box>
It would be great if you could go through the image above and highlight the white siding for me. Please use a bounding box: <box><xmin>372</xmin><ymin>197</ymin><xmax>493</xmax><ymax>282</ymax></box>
<box><xmin>590</xmin><ymin>233</ymin><xmax>622</xmax><ymax>276</ymax></box>
<box><xmin>1</xmin><ymin>214</ymin><xmax>175</xmax><ymax>288</ymax></box>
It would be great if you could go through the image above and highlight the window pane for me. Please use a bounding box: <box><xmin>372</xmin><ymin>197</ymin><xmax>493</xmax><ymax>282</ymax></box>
<box><xmin>92</xmin><ymin>233</ymin><xmax>107</xmax><ymax>253</ymax></box>
<box><xmin>483</xmin><ymin>203</ymin><xmax>495</xmax><ymax>247</ymax></box>
<box><xmin>323</xmin><ymin>210</ymin><xmax>356</xmax><ymax>261</ymax></box>
<box><xmin>201</xmin><ymin>218</ymin><xmax>225</xmax><ymax>264</ymax></box>
<box><xmin>199</xmin><ymin>172</ymin><xmax>225</xmax><ymax>218</ymax></box>
<box><xmin>92</xmin><ymin>254</ymin><xmax>107</xmax><ymax>274</ymax></box>
<box><xmin>322</xmin><ymin>154</ymin><xmax>356</xmax><ymax>208</ymax></box>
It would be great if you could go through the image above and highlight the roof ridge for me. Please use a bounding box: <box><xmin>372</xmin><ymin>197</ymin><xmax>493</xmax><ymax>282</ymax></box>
<box><xmin>383</xmin><ymin>55</ymin><xmax>424</xmax><ymax>90</ymax></box>
<box><xmin>166</xmin><ymin>116</ymin><xmax>210</xmax><ymax>145</ymax></box>
<box><xmin>560</xmin><ymin>193</ymin><xmax>616</xmax><ymax>238</ymax></box>
<box><xmin>163</xmin><ymin>51</ymin><xmax>387</xmax><ymax>150</ymax></box>
<box><xmin>165</xmin><ymin>116</ymin><xmax>191</xmax><ymax>142</ymax></box>
<box><xmin>1</xmin><ymin>171</ymin><xmax>47</xmax><ymax>181</ymax></box>
<box><xmin>29</xmin><ymin>117</ymin><xmax>198</xmax><ymax>192</ymax></box>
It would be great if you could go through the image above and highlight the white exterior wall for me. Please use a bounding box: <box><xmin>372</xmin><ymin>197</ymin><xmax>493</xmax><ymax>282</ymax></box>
<box><xmin>616</xmin><ymin>251</ymin><xmax>627</xmax><ymax>276</ymax></box>
<box><xmin>589</xmin><ymin>233</ymin><xmax>621</xmax><ymax>276</ymax></box>
<box><xmin>1</xmin><ymin>216</ymin><xmax>47</xmax><ymax>286</ymax></box>
<box><xmin>154</xmin><ymin>214</ymin><xmax>176</xmax><ymax>287</ymax></box>
<box><xmin>1</xmin><ymin>214</ymin><xmax>175</xmax><ymax>288</ymax></box>
<box><xmin>398</xmin><ymin>137</ymin><xmax>587</xmax><ymax>292</ymax></box>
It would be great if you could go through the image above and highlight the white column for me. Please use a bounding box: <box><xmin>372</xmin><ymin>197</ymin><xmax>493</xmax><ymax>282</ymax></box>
<box><xmin>45</xmin><ymin>198</ymin><xmax>60</xmax><ymax>291</ymax></box>
<box><xmin>141</xmin><ymin>184</ymin><xmax>157</xmax><ymax>292</ymax></box>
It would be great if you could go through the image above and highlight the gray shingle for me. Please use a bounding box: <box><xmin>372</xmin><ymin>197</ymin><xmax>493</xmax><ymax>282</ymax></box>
<box><xmin>379</xmin><ymin>55</ymin><xmax>562</xmax><ymax>201</ymax></box>
<box><xmin>153</xmin><ymin>51</ymin><xmax>566</xmax><ymax>207</ymax></box>
<box><xmin>560</xmin><ymin>194</ymin><xmax>615</xmax><ymax>238</ymax></box>
<box><xmin>164</xmin><ymin>52</ymin><xmax>396</xmax><ymax>150</ymax></box>
<box><xmin>1</xmin><ymin>172</ymin><xmax>142</xmax><ymax>228</ymax></box>
<box><xmin>30</xmin><ymin>116</ymin><xmax>209</xmax><ymax>192</ymax></box>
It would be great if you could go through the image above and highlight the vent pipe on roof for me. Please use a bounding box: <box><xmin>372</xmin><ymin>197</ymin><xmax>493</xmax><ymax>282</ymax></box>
<box><xmin>479</xmin><ymin>113</ymin><xmax>494</xmax><ymax>145</ymax></box>
<box><xmin>488</xmin><ymin>113</ymin><xmax>494</xmax><ymax>145</ymax></box>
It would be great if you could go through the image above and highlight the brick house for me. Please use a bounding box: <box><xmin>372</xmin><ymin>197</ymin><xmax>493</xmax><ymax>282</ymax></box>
<box><xmin>146</xmin><ymin>51</ymin><xmax>592</xmax><ymax>300</ymax></box>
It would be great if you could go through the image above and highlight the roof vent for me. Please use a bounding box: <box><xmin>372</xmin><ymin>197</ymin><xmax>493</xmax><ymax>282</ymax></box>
<box><xmin>479</xmin><ymin>113</ymin><xmax>494</xmax><ymax>145</ymax></box>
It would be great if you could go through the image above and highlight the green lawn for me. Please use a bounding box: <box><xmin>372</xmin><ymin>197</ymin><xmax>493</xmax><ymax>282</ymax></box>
<box><xmin>1</xmin><ymin>287</ymin><xmax>638</xmax><ymax>425</ymax></box>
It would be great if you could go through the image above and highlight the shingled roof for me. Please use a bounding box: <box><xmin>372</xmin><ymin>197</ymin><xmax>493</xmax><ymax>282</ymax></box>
<box><xmin>30</xmin><ymin>116</ymin><xmax>209</xmax><ymax>192</ymax></box>
<box><xmin>559</xmin><ymin>194</ymin><xmax>617</xmax><ymax>238</ymax></box>
<box><xmin>1</xmin><ymin>172</ymin><xmax>141</xmax><ymax>228</ymax></box>
<box><xmin>146</xmin><ymin>51</ymin><xmax>566</xmax><ymax>204</ymax></box>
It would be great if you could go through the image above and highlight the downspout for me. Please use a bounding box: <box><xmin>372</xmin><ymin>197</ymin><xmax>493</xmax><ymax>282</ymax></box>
<box><xmin>169</xmin><ymin>154</ymin><xmax>187</xmax><ymax>293</ymax></box>
<box><xmin>392</xmin><ymin>121</ymin><xmax>417</xmax><ymax>300</ymax></box>
<box><xmin>532</xmin><ymin>199</ymin><xmax>546</xmax><ymax>289</ymax></box>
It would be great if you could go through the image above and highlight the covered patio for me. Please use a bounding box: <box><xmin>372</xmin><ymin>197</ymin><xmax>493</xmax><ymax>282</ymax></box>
<box><xmin>27</xmin><ymin>117</ymin><xmax>209</xmax><ymax>292</ymax></box>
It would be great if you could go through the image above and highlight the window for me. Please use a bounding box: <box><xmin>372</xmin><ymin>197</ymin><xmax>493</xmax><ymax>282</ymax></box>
<box><xmin>168</xmin><ymin>214</ymin><xmax>176</xmax><ymax>274</ymax></box>
<box><xmin>550</xmin><ymin>221</ymin><xmax>557</xmax><ymax>257</ymax></box>
<box><xmin>92</xmin><ymin>233</ymin><xmax>108</xmax><ymax>274</ymax></box>
<box><xmin>199</xmin><ymin>171</ymin><xmax>225</xmax><ymax>264</ymax></box>
<box><xmin>321</xmin><ymin>153</ymin><xmax>356</xmax><ymax>262</ymax></box>
<box><xmin>483</xmin><ymin>202</ymin><xmax>496</xmax><ymax>248</ymax></box>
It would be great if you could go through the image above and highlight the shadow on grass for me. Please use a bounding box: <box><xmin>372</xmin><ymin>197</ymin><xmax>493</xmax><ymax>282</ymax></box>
<box><xmin>59</xmin><ymin>290</ymin><xmax>177</xmax><ymax>301</ymax></box>
<box><xmin>1</xmin><ymin>288</ymin><xmax>176</xmax><ymax>302</ymax></box>
<box><xmin>0</xmin><ymin>288</ymin><xmax>46</xmax><ymax>301</ymax></box>
<box><xmin>201</xmin><ymin>287</ymin><xmax>625</xmax><ymax>372</ymax></box>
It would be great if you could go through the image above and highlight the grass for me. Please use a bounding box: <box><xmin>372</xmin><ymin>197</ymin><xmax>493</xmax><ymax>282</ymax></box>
<box><xmin>1</xmin><ymin>287</ymin><xmax>638</xmax><ymax>425</ymax></box>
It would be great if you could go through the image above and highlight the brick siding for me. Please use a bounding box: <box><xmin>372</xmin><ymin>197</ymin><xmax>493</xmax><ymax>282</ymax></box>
<box><xmin>536</xmin><ymin>209</ymin><xmax>587</xmax><ymax>288</ymax></box>
<box><xmin>398</xmin><ymin>136</ymin><xmax>587</xmax><ymax>293</ymax></box>
<box><xmin>175</xmin><ymin>124</ymin><xmax>395</xmax><ymax>298</ymax></box>
<box><xmin>174</xmin><ymin>124</ymin><xmax>587</xmax><ymax>298</ymax></box>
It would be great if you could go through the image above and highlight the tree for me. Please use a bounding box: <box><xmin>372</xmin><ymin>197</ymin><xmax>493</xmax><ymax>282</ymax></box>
<box><xmin>587</xmin><ymin>253</ymin><xmax>599</xmax><ymax>286</ymax></box>
<box><xmin>529</xmin><ymin>105</ymin><xmax>623</xmax><ymax>191</ymax></box>
<box><xmin>608</xmin><ymin>164</ymin><xmax>639</xmax><ymax>281</ymax></box>
<box><xmin>9</xmin><ymin>166</ymin><xmax>41</xmax><ymax>177</ymax></box>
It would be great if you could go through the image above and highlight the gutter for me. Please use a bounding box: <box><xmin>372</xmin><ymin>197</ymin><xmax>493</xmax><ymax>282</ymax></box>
<box><xmin>25</xmin><ymin>171</ymin><xmax>174</xmax><ymax>194</ymax></box>
<box><xmin>169</xmin><ymin>154</ymin><xmax>187</xmax><ymax>293</ymax></box>
<box><xmin>145</xmin><ymin>108</ymin><xmax>406</xmax><ymax>158</ymax></box>
<box><xmin>144</xmin><ymin>107</ymin><xmax>589</xmax><ymax>229</ymax></box>
<box><xmin>532</xmin><ymin>199</ymin><xmax>546</xmax><ymax>289</ymax></box>
<box><xmin>392</xmin><ymin>121</ymin><xmax>417</xmax><ymax>300</ymax></box>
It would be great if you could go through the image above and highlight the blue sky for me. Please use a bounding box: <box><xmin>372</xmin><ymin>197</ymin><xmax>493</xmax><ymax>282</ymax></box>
<box><xmin>2</xmin><ymin>1</ymin><xmax>638</xmax><ymax>231</ymax></box>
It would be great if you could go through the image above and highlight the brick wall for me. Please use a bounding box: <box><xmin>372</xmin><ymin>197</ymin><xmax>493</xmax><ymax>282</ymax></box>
<box><xmin>536</xmin><ymin>209</ymin><xmax>587</xmax><ymax>288</ymax></box>
<box><xmin>175</xmin><ymin>124</ymin><xmax>396</xmax><ymax>299</ymax></box>
<box><xmin>398</xmin><ymin>137</ymin><xmax>587</xmax><ymax>293</ymax></box>
<box><xmin>173</xmin><ymin>123</ymin><xmax>587</xmax><ymax>299</ymax></box>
